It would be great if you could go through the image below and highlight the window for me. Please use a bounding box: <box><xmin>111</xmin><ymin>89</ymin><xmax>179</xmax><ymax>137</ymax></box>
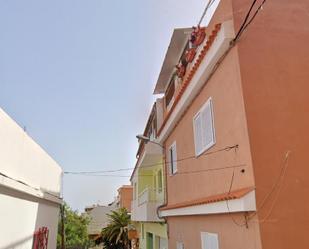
<box><xmin>147</xmin><ymin>233</ymin><xmax>154</xmax><ymax>249</ymax></box>
<box><xmin>141</xmin><ymin>224</ymin><xmax>144</xmax><ymax>239</ymax></box>
<box><xmin>134</xmin><ymin>182</ymin><xmax>137</xmax><ymax>200</ymax></box>
<box><xmin>158</xmin><ymin>169</ymin><xmax>163</xmax><ymax>192</ymax></box>
<box><xmin>153</xmin><ymin>174</ymin><xmax>157</xmax><ymax>191</ymax></box>
<box><xmin>169</xmin><ymin>142</ymin><xmax>177</xmax><ymax>175</ymax></box>
<box><xmin>176</xmin><ymin>242</ymin><xmax>184</xmax><ymax>249</ymax></box>
<box><xmin>193</xmin><ymin>98</ymin><xmax>215</xmax><ymax>156</ymax></box>
<box><xmin>165</xmin><ymin>79</ymin><xmax>175</xmax><ymax>108</ymax></box>
<box><xmin>201</xmin><ymin>232</ymin><xmax>219</xmax><ymax>249</ymax></box>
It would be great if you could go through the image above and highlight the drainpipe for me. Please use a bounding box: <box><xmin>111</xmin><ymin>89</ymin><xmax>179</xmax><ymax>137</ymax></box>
<box><xmin>156</xmin><ymin>144</ymin><xmax>169</xmax><ymax>239</ymax></box>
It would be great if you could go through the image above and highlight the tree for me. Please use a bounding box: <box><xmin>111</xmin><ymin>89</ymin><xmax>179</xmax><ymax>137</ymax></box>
<box><xmin>101</xmin><ymin>208</ymin><xmax>131</xmax><ymax>249</ymax></box>
<box><xmin>57</xmin><ymin>203</ymin><xmax>91</xmax><ymax>249</ymax></box>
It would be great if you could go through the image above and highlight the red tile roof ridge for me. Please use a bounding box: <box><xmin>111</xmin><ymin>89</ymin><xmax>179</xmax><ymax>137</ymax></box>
<box><xmin>160</xmin><ymin>186</ymin><xmax>255</xmax><ymax>211</ymax></box>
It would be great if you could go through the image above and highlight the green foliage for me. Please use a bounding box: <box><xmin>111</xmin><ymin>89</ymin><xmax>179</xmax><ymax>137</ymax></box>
<box><xmin>57</xmin><ymin>203</ymin><xmax>91</xmax><ymax>249</ymax></box>
<box><xmin>101</xmin><ymin>208</ymin><xmax>131</xmax><ymax>249</ymax></box>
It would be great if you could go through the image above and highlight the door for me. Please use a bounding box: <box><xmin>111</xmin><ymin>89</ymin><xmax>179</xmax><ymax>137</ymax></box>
<box><xmin>147</xmin><ymin>232</ymin><xmax>154</xmax><ymax>249</ymax></box>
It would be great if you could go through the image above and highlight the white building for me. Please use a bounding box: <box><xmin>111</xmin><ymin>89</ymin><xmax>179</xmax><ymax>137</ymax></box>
<box><xmin>84</xmin><ymin>204</ymin><xmax>116</xmax><ymax>241</ymax></box>
<box><xmin>0</xmin><ymin>108</ymin><xmax>62</xmax><ymax>249</ymax></box>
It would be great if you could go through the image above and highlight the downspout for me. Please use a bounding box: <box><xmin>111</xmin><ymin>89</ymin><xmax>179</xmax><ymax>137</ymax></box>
<box><xmin>156</xmin><ymin>144</ymin><xmax>169</xmax><ymax>239</ymax></box>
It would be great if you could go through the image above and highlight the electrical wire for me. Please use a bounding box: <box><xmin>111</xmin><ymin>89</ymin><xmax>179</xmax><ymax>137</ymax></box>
<box><xmin>248</xmin><ymin>151</ymin><xmax>291</xmax><ymax>222</ymax></box>
<box><xmin>258</xmin><ymin>151</ymin><xmax>290</xmax><ymax>223</ymax></box>
<box><xmin>64</xmin><ymin>168</ymin><xmax>133</xmax><ymax>175</ymax></box>
<box><xmin>64</xmin><ymin>145</ymin><xmax>238</xmax><ymax>175</ymax></box>
<box><xmin>225</xmin><ymin>168</ymin><xmax>249</xmax><ymax>227</ymax></box>
<box><xmin>234</xmin><ymin>0</ymin><xmax>259</xmax><ymax>41</ymax></box>
<box><xmin>234</xmin><ymin>0</ymin><xmax>267</xmax><ymax>42</ymax></box>
<box><xmin>65</xmin><ymin>163</ymin><xmax>246</xmax><ymax>178</ymax></box>
<box><xmin>198</xmin><ymin>0</ymin><xmax>217</xmax><ymax>26</ymax></box>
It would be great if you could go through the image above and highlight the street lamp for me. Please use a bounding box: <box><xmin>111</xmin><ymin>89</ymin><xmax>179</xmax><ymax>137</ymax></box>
<box><xmin>136</xmin><ymin>134</ymin><xmax>164</xmax><ymax>149</ymax></box>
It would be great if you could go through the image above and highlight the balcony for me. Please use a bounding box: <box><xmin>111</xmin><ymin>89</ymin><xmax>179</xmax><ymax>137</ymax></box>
<box><xmin>131</xmin><ymin>187</ymin><xmax>163</xmax><ymax>222</ymax></box>
<box><xmin>138</xmin><ymin>141</ymin><xmax>163</xmax><ymax>169</ymax></box>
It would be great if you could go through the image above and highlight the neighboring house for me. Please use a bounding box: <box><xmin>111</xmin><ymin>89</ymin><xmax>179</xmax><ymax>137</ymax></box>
<box><xmin>85</xmin><ymin>205</ymin><xmax>115</xmax><ymax>241</ymax></box>
<box><xmin>130</xmin><ymin>102</ymin><xmax>168</xmax><ymax>249</ymax></box>
<box><xmin>116</xmin><ymin>185</ymin><xmax>133</xmax><ymax>212</ymax></box>
<box><xmin>0</xmin><ymin>108</ymin><xmax>62</xmax><ymax>249</ymax></box>
<box><xmin>134</xmin><ymin>1</ymin><xmax>309</xmax><ymax>249</ymax></box>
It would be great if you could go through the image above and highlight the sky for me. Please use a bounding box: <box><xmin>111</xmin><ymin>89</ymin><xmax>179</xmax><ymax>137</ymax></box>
<box><xmin>0</xmin><ymin>0</ymin><xmax>206</xmax><ymax>211</ymax></box>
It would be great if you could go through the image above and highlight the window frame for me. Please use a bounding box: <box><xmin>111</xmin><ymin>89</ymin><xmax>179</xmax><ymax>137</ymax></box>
<box><xmin>168</xmin><ymin>141</ymin><xmax>177</xmax><ymax>175</ymax></box>
<box><xmin>201</xmin><ymin>232</ymin><xmax>219</xmax><ymax>249</ymax></box>
<box><xmin>157</xmin><ymin>169</ymin><xmax>163</xmax><ymax>193</ymax></box>
<box><xmin>193</xmin><ymin>97</ymin><xmax>216</xmax><ymax>157</ymax></box>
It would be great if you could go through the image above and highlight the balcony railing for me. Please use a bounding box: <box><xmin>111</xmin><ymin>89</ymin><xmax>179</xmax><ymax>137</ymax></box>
<box><xmin>138</xmin><ymin>187</ymin><xmax>157</xmax><ymax>206</ymax></box>
<box><xmin>131</xmin><ymin>187</ymin><xmax>164</xmax><ymax>222</ymax></box>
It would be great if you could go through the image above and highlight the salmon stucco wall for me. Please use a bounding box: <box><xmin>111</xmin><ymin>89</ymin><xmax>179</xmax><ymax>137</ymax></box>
<box><xmin>232</xmin><ymin>0</ymin><xmax>309</xmax><ymax>248</ymax></box>
<box><xmin>168</xmin><ymin>214</ymin><xmax>262</xmax><ymax>249</ymax></box>
<box><xmin>164</xmin><ymin>45</ymin><xmax>255</xmax><ymax>207</ymax></box>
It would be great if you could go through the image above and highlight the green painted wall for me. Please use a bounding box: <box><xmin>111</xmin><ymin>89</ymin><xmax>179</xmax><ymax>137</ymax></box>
<box><xmin>138</xmin><ymin>222</ymin><xmax>168</xmax><ymax>249</ymax></box>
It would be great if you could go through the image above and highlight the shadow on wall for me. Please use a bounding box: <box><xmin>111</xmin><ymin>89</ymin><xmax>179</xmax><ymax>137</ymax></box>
<box><xmin>0</xmin><ymin>187</ymin><xmax>60</xmax><ymax>249</ymax></box>
<box><xmin>0</xmin><ymin>234</ymin><xmax>33</xmax><ymax>249</ymax></box>
<box><xmin>34</xmin><ymin>194</ymin><xmax>60</xmax><ymax>249</ymax></box>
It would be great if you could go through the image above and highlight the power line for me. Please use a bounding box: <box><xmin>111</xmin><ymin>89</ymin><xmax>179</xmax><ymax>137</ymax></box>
<box><xmin>64</xmin><ymin>168</ymin><xmax>133</xmax><ymax>175</ymax></box>
<box><xmin>65</xmin><ymin>163</ymin><xmax>246</xmax><ymax>178</ymax></box>
<box><xmin>64</xmin><ymin>145</ymin><xmax>238</xmax><ymax>175</ymax></box>
<box><xmin>234</xmin><ymin>0</ymin><xmax>258</xmax><ymax>41</ymax></box>
<box><xmin>234</xmin><ymin>0</ymin><xmax>267</xmax><ymax>42</ymax></box>
<box><xmin>247</xmin><ymin>151</ymin><xmax>291</xmax><ymax>223</ymax></box>
<box><xmin>198</xmin><ymin>0</ymin><xmax>217</xmax><ymax>26</ymax></box>
<box><xmin>238</xmin><ymin>0</ymin><xmax>267</xmax><ymax>39</ymax></box>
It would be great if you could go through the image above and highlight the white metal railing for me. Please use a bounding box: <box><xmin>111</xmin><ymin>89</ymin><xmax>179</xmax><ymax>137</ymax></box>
<box><xmin>137</xmin><ymin>187</ymin><xmax>158</xmax><ymax>206</ymax></box>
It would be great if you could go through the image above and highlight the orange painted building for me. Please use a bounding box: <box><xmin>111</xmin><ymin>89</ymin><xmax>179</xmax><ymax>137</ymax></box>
<box><xmin>117</xmin><ymin>185</ymin><xmax>133</xmax><ymax>212</ymax></box>
<box><xmin>138</xmin><ymin>0</ymin><xmax>309</xmax><ymax>248</ymax></box>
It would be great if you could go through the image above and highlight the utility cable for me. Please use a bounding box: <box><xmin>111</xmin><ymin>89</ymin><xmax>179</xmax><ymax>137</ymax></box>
<box><xmin>64</xmin><ymin>145</ymin><xmax>238</xmax><ymax>175</ymax></box>
<box><xmin>198</xmin><ymin>0</ymin><xmax>217</xmax><ymax>26</ymax></box>
<box><xmin>66</xmin><ymin>163</ymin><xmax>246</xmax><ymax>178</ymax></box>
<box><xmin>234</xmin><ymin>0</ymin><xmax>267</xmax><ymax>42</ymax></box>
<box><xmin>234</xmin><ymin>0</ymin><xmax>259</xmax><ymax>41</ymax></box>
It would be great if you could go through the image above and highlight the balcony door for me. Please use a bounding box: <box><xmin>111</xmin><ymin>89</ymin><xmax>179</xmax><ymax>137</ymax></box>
<box><xmin>146</xmin><ymin>232</ymin><xmax>154</xmax><ymax>249</ymax></box>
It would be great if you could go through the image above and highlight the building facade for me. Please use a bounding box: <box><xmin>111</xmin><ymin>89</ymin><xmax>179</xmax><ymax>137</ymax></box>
<box><xmin>134</xmin><ymin>0</ymin><xmax>309</xmax><ymax>248</ymax></box>
<box><xmin>85</xmin><ymin>204</ymin><xmax>116</xmax><ymax>242</ymax></box>
<box><xmin>130</xmin><ymin>102</ymin><xmax>168</xmax><ymax>249</ymax></box>
<box><xmin>116</xmin><ymin>185</ymin><xmax>133</xmax><ymax>212</ymax></box>
<box><xmin>0</xmin><ymin>108</ymin><xmax>62</xmax><ymax>249</ymax></box>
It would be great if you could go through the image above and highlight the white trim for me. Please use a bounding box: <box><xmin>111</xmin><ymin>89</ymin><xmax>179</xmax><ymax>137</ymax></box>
<box><xmin>158</xmin><ymin>20</ymin><xmax>235</xmax><ymax>144</ymax></box>
<box><xmin>0</xmin><ymin>174</ymin><xmax>63</xmax><ymax>204</ymax></box>
<box><xmin>160</xmin><ymin>190</ymin><xmax>256</xmax><ymax>217</ymax></box>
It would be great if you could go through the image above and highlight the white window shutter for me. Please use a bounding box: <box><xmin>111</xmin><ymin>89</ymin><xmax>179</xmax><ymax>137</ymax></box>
<box><xmin>193</xmin><ymin>98</ymin><xmax>215</xmax><ymax>156</ymax></box>
<box><xmin>201</xmin><ymin>232</ymin><xmax>219</xmax><ymax>249</ymax></box>
<box><xmin>202</xmin><ymin>99</ymin><xmax>215</xmax><ymax>149</ymax></box>
<box><xmin>194</xmin><ymin>113</ymin><xmax>203</xmax><ymax>155</ymax></box>
<box><xmin>172</xmin><ymin>143</ymin><xmax>177</xmax><ymax>173</ymax></box>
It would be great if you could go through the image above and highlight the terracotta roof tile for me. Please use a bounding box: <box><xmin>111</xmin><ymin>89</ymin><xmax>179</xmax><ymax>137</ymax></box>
<box><xmin>160</xmin><ymin>187</ymin><xmax>255</xmax><ymax>211</ymax></box>
<box><xmin>157</xmin><ymin>23</ymin><xmax>222</xmax><ymax>137</ymax></box>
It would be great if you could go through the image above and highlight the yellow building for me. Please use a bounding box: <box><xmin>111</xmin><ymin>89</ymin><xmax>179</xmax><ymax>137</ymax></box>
<box><xmin>130</xmin><ymin>101</ymin><xmax>168</xmax><ymax>249</ymax></box>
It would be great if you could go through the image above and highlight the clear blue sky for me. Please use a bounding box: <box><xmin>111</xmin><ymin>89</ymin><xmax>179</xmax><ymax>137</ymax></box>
<box><xmin>0</xmin><ymin>0</ymin><xmax>205</xmax><ymax>211</ymax></box>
